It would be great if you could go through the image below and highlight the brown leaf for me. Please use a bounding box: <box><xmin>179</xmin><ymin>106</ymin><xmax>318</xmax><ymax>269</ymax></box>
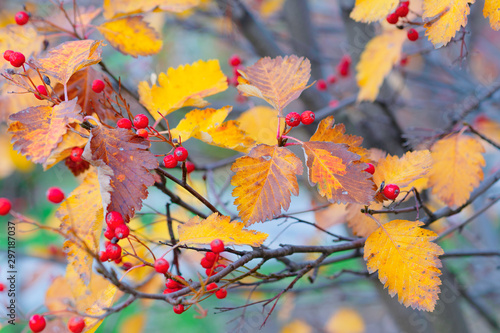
<box><xmin>8</xmin><ymin>99</ymin><xmax>83</xmax><ymax>164</ymax></box>
<box><xmin>82</xmin><ymin>125</ymin><xmax>158</xmax><ymax>221</ymax></box>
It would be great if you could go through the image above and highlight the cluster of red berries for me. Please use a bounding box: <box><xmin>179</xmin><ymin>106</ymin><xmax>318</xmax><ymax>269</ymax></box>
<box><xmin>116</xmin><ymin>113</ymin><xmax>151</xmax><ymax>139</ymax></box>
<box><xmin>0</xmin><ymin>197</ymin><xmax>12</xmax><ymax>216</ymax></box>
<box><xmin>29</xmin><ymin>314</ymin><xmax>85</xmax><ymax>333</ymax></box>
<box><xmin>3</xmin><ymin>50</ymin><xmax>26</xmax><ymax>67</ymax></box>
<box><xmin>15</xmin><ymin>11</ymin><xmax>30</xmax><ymax>25</ymax></box>
<box><xmin>316</xmin><ymin>55</ymin><xmax>351</xmax><ymax>92</ymax></box>
<box><xmin>227</xmin><ymin>54</ymin><xmax>243</xmax><ymax>87</ymax></box>
<box><xmin>285</xmin><ymin>110</ymin><xmax>315</xmax><ymax>127</ymax></box>
<box><xmin>100</xmin><ymin>211</ymin><xmax>129</xmax><ymax>262</ymax></box>
<box><xmin>46</xmin><ymin>187</ymin><xmax>65</xmax><ymax>204</ymax></box>
<box><xmin>386</xmin><ymin>1</ymin><xmax>419</xmax><ymax>41</ymax></box>
<box><xmin>163</xmin><ymin>147</ymin><xmax>194</xmax><ymax>173</ymax></box>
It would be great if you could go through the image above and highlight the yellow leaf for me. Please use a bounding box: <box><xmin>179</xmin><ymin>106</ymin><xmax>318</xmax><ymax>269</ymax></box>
<box><xmin>423</xmin><ymin>0</ymin><xmax>475</xmax><ymax>47</ymax></box>
<box><xmin>231</xmin><ymin>144</ymin><xmax>303</xmax><ymax>225</ymax></box>
<box><xmin>281</xmin><ymin>320</ymin><xmax>312</xmax><ymax>333</ymax></box>
<box><xmin>178</xmin><ymin>213</ymin><xmax>268</xmax><ymax>246</ymax></box>
<box><xmin>200</xmin><ymin>120</ymin><xmax>255</xmax><ymax>153</ymax></box>
<box><xmin>484</xmin><ymin>0</ymin><xmax>500</xmax><ymax>30</ymax></box>
<box><xmin>34</xmin><ymin>40</ymin><xmax>103</xmax><ymax>85</ymax></box>
<box><xmin>356</xmin><ymin>30</ymin><xmax>407</xmax><ymax>102</ymax></box>
<box><xmin>43</xmin><ymin>124</ymin><xmax>88</xmax><ymax>170</ymax></box>
<box><xmin>301</xmin><ymin>141</ymin><xmax>375</xmax><ymax>205</ymax></box>
<box><xmin>237</xmin><ymin>106</ymin><xmax>284</xmax><ymax>146</ymax></box>
<box><xmin>373</xmin><ymin>150</ymin><xmax>432</xmax><ymax>192</ymax></box>
<box><xmin>428</xmin><ymin>133</ymin><xmax>485</xmax><ymax>207</ymax></box>
<box><xmin>119</xmin><ymin>313</ymin><xmax>145</xmax><ymax>333</ymax></box>
<box><xmin>98</xmin><ymin>16</ymin><xmax>162</xmax><ymax>57</ymax></box>
<box><xmin>103</xmin><ymin>0</ymin><xmax>200</xmax><ymax>19</ymax></box>
<box><xmin>138</xmin><ymin>59</ymin><xmax>228</xmax><ymax>120</ymax></box>
<box><xmin>350</xmin><ymin>0</ymin><xmax>399</xmax><ymax>22</ymax></box>
<box><xmin>170</xmin><ymin>106</ymin><xmax>232</xmax><ymax>141</ymax></box>
<box><xmin>0</xmin><ymin>133</ymin><xmax>34</xmax><ymax>178</ymax></box>
<box><xmin>346</xmin><ymin>202</ymin><xmax>388</xmax><ymax>237</ymax></box>
<box><xmin>237</xmin><ymin>55</ymin><xmax>312</xmax><ymax>115</ymax></box>
<box><xmin>364</xmin><ymin>220</ymin><xmax>444</xmax><ymax>311</ymax></box>
<box><xmin>325</xmin><ymin>308</ymin><xmax>365</xmax><ymax>333</ymax></box>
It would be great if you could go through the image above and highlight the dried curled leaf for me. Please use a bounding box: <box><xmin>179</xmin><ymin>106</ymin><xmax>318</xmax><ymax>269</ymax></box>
<box><xmin>231</xmin><ymin>144</ymin><xmax>303</xmax><ymax>225</ymax></box>
<box><xmin>138</xmin><ymin>59</ymin><xmax>228</xmax><ymax>120</ymax></box>
<box><xmin>484</xmin><ymin>0</ymin><xmax>500</xmax><ymax>30</ymax></box>
<box><xmin>237</xmin><ymin>106</ymin><xmax>284</xmax><ymax>146</ymax></box>
<box><xmin>356</xmin><ymin>29</ymin><xmax>407</xmax><ymax>102</ymax></box>
<box><xmin>82</xmin><ymin>125</ymin><xmax>158</xmax><ymax>221</ymax></box>
<box><xmin>428</xmin><ymin>133</ymin><xmax>485</xmax><ymax>207</ymax></box>
<box><xmin>237</xmin><ymin>55</ymin><xmax>312</xmax><ymax>115</ymax></box>
<box><xmin>103</xmin><ymin>0</ymin><xmax>200</xmax><ymax>19</ymax></box>
<box><xmin>8</xmin><ymin>99</ymin><xmax>83</xmax><ymax>164</ymax></box>
<box><xmin>302</xmin><ymin>141</ymin><xmax>374</xmax><ymax>205</ymax></box>
<box><xmin>364</xmin><ymin>220</ymin><xmax>444</xmax><ymax>311</ymax></box>
<box><xmin>98</xmin><ymin>16</ymin><xmax>163</xmax><ymax>57</ymax></box>
<box><xmin>34</xmin><ymin>40</ymin><xmax>103</xmax><ymax>85</ymax></box>
<box><xmin>350</xmin><ymin>0</ymin><xmax>399</xmax><ymax>22</ymax></box>
<box><xmin>178</xmin><ymin>213</ymin><xmax>268</xmax><ymax>247</ymax></box>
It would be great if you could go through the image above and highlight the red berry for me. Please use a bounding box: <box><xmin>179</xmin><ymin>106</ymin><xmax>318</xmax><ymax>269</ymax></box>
<box><xmin>99</xmin><ymin>250</ymin><xmax>109</xmax><ymax>262</ymax></box>
<box><xmin>364</xmin><ymin>163</ymin><xmax>375</xmax><ymax>175</ymax></box>
<box><xmin>300</xmin><ymin>110</ymin><xmax>315</xmax><ymax>125</ymax></box>
<box><xmin>114</xmin><ymin>224</ymin><xmax>130</xmax><ymax>239</ymax></box>
<box><xmin>164</xmin><ymin>287</ymin><xmax>181</xmax><ymax>294</ymax></box>
<box><xmin>215</xmin><ymin>288</ymin><xmax>227</xmax><ymax>299</ymax></box>
<box><xmin>206</xmin><ymin>282</ymin><xmax>218</xmax><ymax>292</ymax></box>
<box><xmin>117</xmin><ymin>118</ymin><xmax>132</xmax><ymax>129</ymax></box>
<box><xmin>70</xmin><ymin>147</ymin><xmax>84</xmax><ymax>163</ymax></box>
<box><xmin>91</xmin><ymin>79</ymin><xmax>105</xmax><ymax>93</ymax></box>
<box><xmin>106</xmin><ymin>243</ymin><xmax>122</xmax><ymax>261</ymax></box>
<box><xmin>327</xmin><ymin>75</ymin><xmax>337</xmax><ymax>84</ymax></box>
<box><xmin>337</xmin><ymin>55</ymin><xmax>351</xmax><ymax>77</ymax></box>
<box><xmin>106</xmin><ymin>211</ymin><xmax>124</xmax><ymax>229</ymax></box>
<box><xmin>3</xmin><ymin>50</ymin><xmax>13</xmax><ymax>61</ymax></box>
<box><xmin>200</xmin><ymin>257</ymin><xmax>214</xmax><ymax>269</ymax></box>
<box><xmin>9</xmin><ymin>52</ymin><xmax>25</xmax><ymax>67</ymax></box>
<box><xmin>173</xmin><ymin>147</ymin><xmax>188</xmax><ymax>162</ymax></box>
<box><xmin>0</xmin><ymin>283</ymin><xmax>5</xmax><ymax>291</ymax></box>
<box><xmin>0</xmin><ymin>198</ymin><xmax>12</xmax><ymax>215</ymax></box>
<box><xmin>316</xmin><ymin>79</ymin><xmax>327</xmax><ymax>91</ymax></box>
<box><xmin>285</xmin><ymin>112</ymin><xmax>301</xmax><ymax>127</ymax></box>
<box><xmin>400</xmin><ymin>1</ymin><xmax>410</xmax><ymax>7</ymax></box>
<box><xmin>407</xmin><ymin>28</ymin><xmax>419</xmax><ymax>41</ymax></box>
<box><xmin>396</xmin><ymin>5</ymin><xmax>409</xmax><ymax>17</ymax></box>
<box><xmin>29</xmin><ymin>314</ymin><xmax>46</xmax><ymax>332</ymax></box>
<box><xmin>329</xmin><ymin>99</ymin><xmax>339</xmax><ymax>108</ymax></box>
<box><xmin>228</xmin><ymin>54</ymin><xmax>241</xmax><ymax>67</ymax></box>
<box><xmin>47</xmin><ymin>187</ymin><xmax>65</xmax><ymax>203</ymax></box>
<box><xmin>166</xmin><ymin>277</ymin><xmax>185</xmax><ymax>289</ymax></box>
<box><xmin>205</xmin><ymin>251</ymin><xmax>217</xmax><ymax>262</ymax></box>
<box><xmin>173</xmin><ymin>304</ymin><xmax>185</xmax><ymax>314</ymax></box>
<box><xmin>136</xmin><ymin>129</ymin><xmax>148</xmax><ymax>138</ymax></box>
<box><xmin>163</xmin><ymin>155</ymin><xmax>177</xmax><ymax>168</ymax></box>
<box><xmin>68</xmin><ymin>316</ymin><xmax>85</xmax><ymax>333</ymax></box>
<box><xmin>154</xmin><ymin>258</ymin><xmax>170</xmax><ymax>274</ymax></box>
<box><xmin>133</xmin><ymin>114</ymin><xmax>149</xmax><ymax>129</ymax></box>
<box><xmin>383</xmin><ymin>184</ymin><xmax>400</xmax><ymax>200</ymax></box>
<box><xmin>104</xmin><ymin>227</ymin><xmax>115</xmax><ymax>240</ymax></box>
<box><xmin>185</xmin><ymin>161</ymin><xmax>195</xmax><ymax>173</ymax></box>
<box><xmin>386</xmin><ymin>13</ymin><xmax>399</xmax><ymax>24</ymax></box>
<box><xmin>210</xmin><ymin>239</ymin><xmax>225</xmax><ymax>253</ymax></box>
<box><xmin>15</xmin><ymin>11</ymin><xmax>29</xmax><ymax>25</ymax></box>
<box><xmin>34</xmin><ymin>85</ymin><xmax>48</xmax><ymax>100</ymax></box>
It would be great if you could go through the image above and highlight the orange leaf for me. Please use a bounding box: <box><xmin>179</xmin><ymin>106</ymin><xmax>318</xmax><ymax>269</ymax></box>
<box><xmin>82</xmin><ymin>125</ymin><xmax>159</xmax><ymax>221</ymax></box>
<box><xmin>231</xmin><ymin>144</ymin><xmax>303</xmax><ymax>225</ymax></box>
<box><xmin>302</xmin><ymin>141</ymin><xmax>374</xmax><ymax>205</ymax></box>
<box><xmin>428</xmin><ymin>133</ymin><xmax>485</xmax><ymax>207</ymax></box>
<box><xmin>364</xmin><ymin>220</ymin><xmax>444</xmax><ymax>311</ymax></box>
<box><xmin>8</xmin><ymin>99</ymin><xmax>83</xmax><ymax>164</ymax></box>
<box><xmin>237</xmin><ymin>55</ymin><xmax>312</xmax><ymax>115</ymax></box>
<box><xmin>34</xmin><ymin>40</ymin><xmax>103</xmax><ymax>85</ymax></box>
<box><xmin>103</xmin><ymin>0</ymin><xmax>200</xmax><ymax>19</ymax></box>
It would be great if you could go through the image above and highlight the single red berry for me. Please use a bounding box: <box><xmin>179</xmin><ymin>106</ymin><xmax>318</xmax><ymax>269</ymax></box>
<box><xmin>316</xmin><ymin>79</ymin><xmax>327</xmax><ymax>91</ymax></box>
<box><xmin>166</xmin><ymin>277</ymin><xmax>185</xmax><ymax>289</ymax></box>
<box><xmin>400</xmin><ymin>1</ymin><xmax>410</xmax><ymax>7</ymax></box>
<box><xmin>0</xmin><ymin>283</ymin><xmax>5</xmax><ymax>292</ymax></box>
<box><xmin>9</xmin><ymin>52</ymin><xmax>25</xmax><ymax>67</ymax></box>
<box><xmin>34</xmin><ymin>85</ymin><xmax>48</xmax><ymax>100</ymax></box>
<box><xmin>215</xmin><ymin>288</ymin><xmax>227</xmax><ymax>299</ymax></box>
<box><xmin>99</xmin><ymin>250</ymin><xmax>109</xmax><ymax>262</ymax></box>
<box><xmin>329</xmin><ymin>99</ymin><xmax>339</xmax><ymax>108</ymax></box>
<box><xmin>386</xmin><ymin>13</ymin><xmax>399</xmax><ymax>24</ymax></box>
<box><xmin>91</xmin><ymin>79</ymin><xmax>105</xmax><ymax>93</ymax></box>
<box><xmin>70</xmin><ymin>147</ymin><xmax>84</xmax><ymax>163</ymax></box>
<box><xmin>3</xmin><ymin>50</ymin><xmax>13</xmax><ymax>61</ymax></box>
<box><xmin>133</xmin><ymin>114</ymin><xmax>149</xmax><ymax>129</ymax></box>
<box><xmin>206</xmin><ymin>282</ymin><xmax>218</xmax><ymax>292</ymax></box>
<box><xmin>228</xmin><ymin>54</ymin><xmax>241</xmax><ymax>67</ymax></box>
<box><xmin>337</xmin><ymin>55</ymin><xmax>351</xmax><ymax>77</ymax></box>
<box><xmin>327</xmin><ymin>74</ymin><xmax>337</xmax><ymax>84</ymax></box>
<box><xmin>285</xmin><ymin>112</ymin><xmax>301</xmax><ymax>127</ymax></box>
<box><xmin>104</xmin><ymin>227</ymin><xmax>115</xmax><ymax>240</ymax></box>
<box><xmin>106</xmin><ymin>211</ymin><xmax>124</xmax><ymax>229</ymax></box>
<box><xmin>300</xmin><ymin>110</ymin><xmax>315</xmax><ymax>125</ymax></box>
<box><xmin>68</xmin><ymin>316</ymin><xmax>85</xmax><ymax>333</ymax></box>
<box><xmin>154</xmin><ymin>258</ymin><xmax>170</xmax><ymax>274</ymax></box>
<box><xmin>136</xmin><ymin>129</ymin><xmax>148</xmax><ymax>138</ymax></box>
<box><xmin>383</xmin><ymin>184</ymin><xmax>400</xmax><ymax>200</ymax></box>
<box><xmin>106</xmin><ymin>243</ymin><xmax>122</xmax><ymax>261</ymax></box>
<box><xmin>364</xmin><ymin>163</ymin><xmax>375</xmax><ymax>175</ymax></box>
<box><xmin>15</xmin><ymin>11</ymin><xmax>29</xmax><ymax>25</ymax></box>
<box><xmin>114</xmin><ymin>224</ymin><xmax>130</xmax><ymax>239</ymax></box>
<box><xmin>206</xmin><ymin>268</ymin><xmax>215</xmax><ymax>276</ymax></box>
<box><xmin>205</xmin><ymin>251</ymin><xmax>217</xmax><ymax>262</ymax></box>
<box><xmin>173</xmin><ymin>304</ymin><xmax>185</xmax><ymax>314</ymax></box>
<box><xmin>29</xmin><ymin>314</ymin><xmax>46</xmax><ymax>332</ymax></box>
<box><xmin>396</xmin><ymin>5</ymin><xmax>409</xmax><ymax>17</ymax></box>
<box><xmin>0</xmin><ymin>198</ymin><xmax>12</xmax><ymax>215</ymax></box>
<box><xmin>407</xmin><ymin>29</ymin><xmax>419</xmax><ymax>41</ymax></box>
<box><xmin>210</xmin><ymin>239</ymin><xmax>225</xmax><ymax>253</ymax></box>
<box><xmin>163</xmin><ymin>155</ymin><xmax>177</xmax><ymax>168</ymax></box>
<box><xmin>185</xmin><ymin>161</ymin><xmax>195</xmax><ymax>173</ymax></box>
<box><xmin>117</xmin><ymin>118</ymin><xmax>132</xmax><ymax>129</ymax></box>
<box><xmin>47</xmin><ymin>187</ymin><xmax>65</xmax><ymax>203</ymax></box>
<box><xmin>200</xmin><ymin>257</ymin><xmax>214</xmax><ymax>269</ymax></box>
<box><xmin>173</xmin><ymin>147</ymin><xmax>188</xmax><ymax>162</ymax></box>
